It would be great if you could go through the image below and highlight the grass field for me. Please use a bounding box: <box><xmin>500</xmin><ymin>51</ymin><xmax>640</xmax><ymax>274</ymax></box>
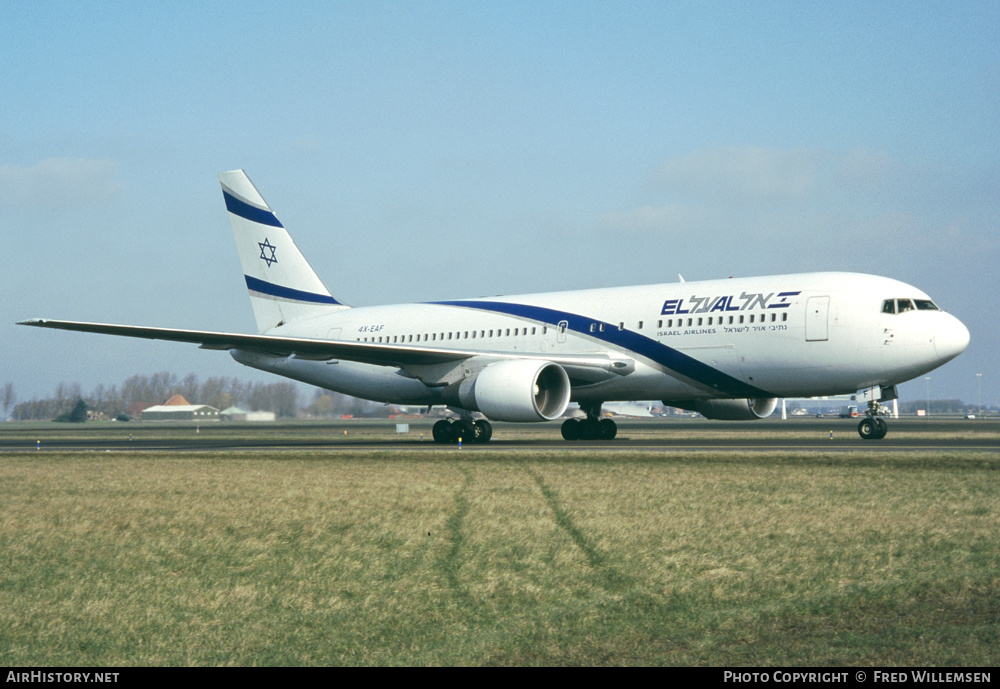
<box><xmin>1</xmin><ymin>422</ymin><xmax>998</xmax><ymax>665</ymax></box>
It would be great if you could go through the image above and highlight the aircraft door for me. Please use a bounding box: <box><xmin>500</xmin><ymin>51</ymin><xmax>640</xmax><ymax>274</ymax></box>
<box><xmin>805</xmin><ymin>297</ymin><xmax>830</xmax><ymax>342</ymax></box>
<box><xmin>557</xmin><ymin>320</ymin><xmax>568</xmax><ymax>344</ymax></box>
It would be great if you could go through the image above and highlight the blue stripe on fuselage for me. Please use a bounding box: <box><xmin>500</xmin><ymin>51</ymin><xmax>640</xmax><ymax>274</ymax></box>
<box><xmin>245</xmin><ymin>275</ymin><xmax>342</xmax><ymax>305</ymax></box>
<box><xmin>434</xmin><ymin>299</ymin><xmax>772</xmax><ymax>398</ymax></box>
<box><xmin>224</xmin><ymin>190</ymin><xmax>284</xmax><ymax>228</ymax></box>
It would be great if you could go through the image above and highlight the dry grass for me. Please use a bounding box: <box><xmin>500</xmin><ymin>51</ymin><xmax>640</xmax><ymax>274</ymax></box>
<box><xmin>1</xmin><ymin>446</ymin><xmax>997</xmax><ymax>665</ymax></box>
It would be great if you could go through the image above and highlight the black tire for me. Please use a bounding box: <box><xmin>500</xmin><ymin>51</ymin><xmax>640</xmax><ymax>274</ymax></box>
<box><xmin>474</xmin><ymin>419</ymin><xmax>493</xmax><ymax>443</ymax></box>
<box><xmin>874</xmin><ymin>418</ymin><xmax>888</xmax><ymax>439</ymax></box>
<box><xmin>432</xmin><ymin>419</ymin><xmax>453</xmax><ymax>444</ymax></box>
<box><xmin>561</xmin><ymin>418</ymin><xmax>580</xmax><ymax>441</ymax></box>
<box><xmin>598</xmin><ymin>418</ymin><xmax>617</xmax><ymax>440</ymax></box>
<box><xmin>453</xmin><ymin>420</ymin><xmax>475</xmax><ymax>444</ymax></box>
<box><xmin>858</xmin><ymin>418</ymin><xmax>879</xmax><ymax>440</ymax></box>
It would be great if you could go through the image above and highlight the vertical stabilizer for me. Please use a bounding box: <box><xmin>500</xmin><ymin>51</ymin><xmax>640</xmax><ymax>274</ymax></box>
<box><xmin>219</xmin><ymin>170</ymin><xmax>348</xmax><ymax>332</ymax></box>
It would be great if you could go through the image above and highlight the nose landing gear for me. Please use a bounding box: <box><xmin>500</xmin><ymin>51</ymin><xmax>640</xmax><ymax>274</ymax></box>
<box><xmin>855</xmin><ymin>386</ymin><xmax>897</xmax><ymax>441</ymax></box>
<box><xmin>857</xmin><ymin>395</ymin><xmax>892</xmax><ymax>440</ymax></box>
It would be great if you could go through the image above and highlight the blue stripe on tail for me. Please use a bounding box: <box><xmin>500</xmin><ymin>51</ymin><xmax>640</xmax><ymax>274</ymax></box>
<box><xmin>245</xmin><ymin>275</ymin><xmax>343</xmax><ymax>305</ymax></box>
<box><xmin>224</xmin><ymin>190</ymin><xmax>283</xmax><ymax>228</ymax></box>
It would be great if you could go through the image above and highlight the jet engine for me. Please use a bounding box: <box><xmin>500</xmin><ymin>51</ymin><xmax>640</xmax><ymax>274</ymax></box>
<box><xmin>665</xmin><ymin>397</ymin><xmax>778</xmax><ymax>420</ymax></box>
<box><xmin>445</xmin><ymin>359</ymin><xmax>571</xmax><ymax>422</ymax></box>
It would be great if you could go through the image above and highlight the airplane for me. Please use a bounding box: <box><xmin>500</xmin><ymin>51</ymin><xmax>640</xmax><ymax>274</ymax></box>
<box><xmin>19</xmin><ymin>170</ymin><xmax>970</xmax><ymax>443</ymax></box>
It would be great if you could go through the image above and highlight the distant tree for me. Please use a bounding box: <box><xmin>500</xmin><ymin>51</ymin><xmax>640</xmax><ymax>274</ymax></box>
<box><xmin>7</xmin><ymin>374</ymin><xmax>309</xmax><ymax>421</ymax></box>
<box><xmin>55</xmin><ymin>399</ymin><xmax>88</xmax><ymax>423</ymax></box>
<box><xmin>2</xmin><ymin>382</ymin><xmax>14</xmax><ymax>419</ymax></box>
<box><xmin>69</xmin><ymin>399</ymin><xmax>88</xmax><ymax>422</ymax></box>
<box><xmin>308</xmin><ymin>392</ymin><xmax>336</xmax><ymax>418</ymax></box>
<box><xmin>179</xmin><ymin>373</ymin><xmax>200</xmax><ymax>403</ymax></box>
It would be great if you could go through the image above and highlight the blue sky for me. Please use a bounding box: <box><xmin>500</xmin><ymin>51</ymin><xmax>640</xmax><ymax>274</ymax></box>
<box><xmin>3</xmin><ymin>1</ymin><xmax>997</xmax><ymax>408</ymax></box>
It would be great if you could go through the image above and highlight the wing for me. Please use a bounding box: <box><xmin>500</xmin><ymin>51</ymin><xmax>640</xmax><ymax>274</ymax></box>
<box><xmin>17</xmin><ymin>319</ymin><xmax>625</xmax><ymax>373</ymax></box>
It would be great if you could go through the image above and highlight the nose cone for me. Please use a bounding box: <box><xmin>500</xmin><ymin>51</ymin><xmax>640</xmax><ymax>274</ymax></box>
<box><xmin>934</xmin><ymin>314</ymin><xmax>970</xmax><ymax>363</ymax></box>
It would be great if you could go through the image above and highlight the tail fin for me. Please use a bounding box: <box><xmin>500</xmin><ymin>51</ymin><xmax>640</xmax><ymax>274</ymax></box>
<box><xmin>219</xmin><ymin>170</ymin><xmax>348</xmax><ymax>332</ymax></box>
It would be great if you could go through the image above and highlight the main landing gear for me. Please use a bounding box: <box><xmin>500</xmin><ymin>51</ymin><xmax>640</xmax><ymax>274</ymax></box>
<box><xmin>560</xmin><ymin>403</ymin><xmax>618</xmax><ymax>441</ymax></box>
<box><xmin>432</xmin><ymin>417</ymin><xmax>493</xmax><ymax>444</ymax></box>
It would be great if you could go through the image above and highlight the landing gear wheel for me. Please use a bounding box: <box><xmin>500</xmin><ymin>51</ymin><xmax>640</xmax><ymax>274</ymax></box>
<box><xmin>432</xmin><ymin>419</ymin><xmax>453</xmax><ymax>444</ymax></box>
<box><xmin>598</xmin><ymin>418</ymin><xmax>618</xmax><ymax>440</ymax></box>
<box><xmin>474</xmin><ymin>419</ymin><xmax>493</xmax><ymax>443</ymax></box>
<box><xmin>858</xmin><ymin>418</ymin><xmax>876</xmax><ymax>440</ymax></box>
<box><xmin>561</xmin><ymin>417</ymin><xmax>617</xmax><ymax>441</ymax></box>
<box><xmin>874</xmin><ymin>418</ymin><xmax>887</xmax><ymax>439</ymax></box>
<box><xmin>561</xmin><ymin>418</ymin><xmax>580</xmax><ymax>441</ymax></box>
<box><xmin>858</xmin><ymin>417</ymin><xmax>888</xmax><ymax>440</ymax></box>
<box><xmin>453</xmin><ymin>420</ymin><xmax>475</xmax><ymax>444</ymax></box>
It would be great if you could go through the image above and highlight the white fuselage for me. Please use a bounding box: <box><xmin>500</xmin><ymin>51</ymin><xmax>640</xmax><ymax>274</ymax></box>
<box><xmin>233</xmin><ymin>271</ymin><xmax>969</xmax><ymax>409</ymax></box>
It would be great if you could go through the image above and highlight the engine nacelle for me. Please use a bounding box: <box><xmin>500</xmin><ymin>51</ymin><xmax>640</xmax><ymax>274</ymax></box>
<box><xmin>665</xmin><ymin>397</ymin><xmax>778</xmax><ymax>420</ymax></box>
<box><xmin>448</xmin><ymin>359</ymin><xmax>571</xmax><ymax>422</ymax></box>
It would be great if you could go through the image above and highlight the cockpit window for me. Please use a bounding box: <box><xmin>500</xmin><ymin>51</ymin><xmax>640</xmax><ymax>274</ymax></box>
<box><xmin>882</xmin><ymin>298</ymin><xmax>939</xmax><ymax>314</ymax></box>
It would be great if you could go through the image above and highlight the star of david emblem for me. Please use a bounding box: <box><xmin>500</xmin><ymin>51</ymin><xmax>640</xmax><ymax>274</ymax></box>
<box><xmin>258</xmin><ymin>238</ymin><xmax>278</xmax><ymax>267</ymax></box>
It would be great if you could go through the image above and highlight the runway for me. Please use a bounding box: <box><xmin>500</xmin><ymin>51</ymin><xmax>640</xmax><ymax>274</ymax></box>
<box><xmin>2</xmin><ymin>418</ymin><xmax>996</xmax><ymax>453</ymax></box>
